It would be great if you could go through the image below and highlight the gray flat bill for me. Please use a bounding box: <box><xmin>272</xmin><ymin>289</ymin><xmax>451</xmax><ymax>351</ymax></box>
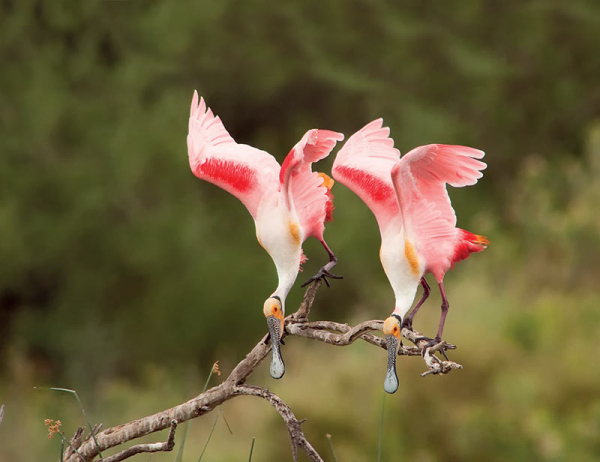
<box><xmin>384</xmin><ymin>335</ymin><xmax>399</xmax><ymax>394</ymax></box>
<box><xmin>267</xmin><ymin>316</ymin><xmax>285</xmax><ymax>379</ymax></box>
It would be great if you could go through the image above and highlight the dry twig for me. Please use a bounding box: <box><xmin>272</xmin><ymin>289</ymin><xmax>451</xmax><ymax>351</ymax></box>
<box><xmin>62</xmin><ymin>280</ymin><xmax>461</xmax><ymax>462</ymax></box>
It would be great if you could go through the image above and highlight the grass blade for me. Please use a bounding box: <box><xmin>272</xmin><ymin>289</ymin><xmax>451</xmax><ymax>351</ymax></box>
<box><xmin>173</xmin><ymin>361</ymin><xmax>220</xmax><ymax>462</ymax></box>
<box><xmin>326</xmin><ymin>434</ymin><xmax>337</xmax><ymax>462</ymax></box>
<box><xmin>173</xmin><ymin>421</ymin><xmax>192</xmax><ymax>462</ymax></box>
<box><xmin>60</xmin><ymin>435</ymin><xmax>64</xmax><ymax>462</ymax></box>
<box><xmin>377</xmin><ymin>393</ymin><xmax>386</xmax><ymax>462</ymax></box>
<box><xmin>219</xmin><ymin>406</ymin><xmax>233</xmax><ymax>435</ymax></box>
<box><xmin>248</xmin><ymin>437</ymin><xmax>256</xmax><ymax>462</ymax></box>
<box><xmin>202</xmin><ymin>366</ymin><xmax>216</xmax><ymax>394</ymax></box>
<box><xmin>197</xmin><ymin>414</ymin><xmax>219</xmax><ymax>462</ymax></box>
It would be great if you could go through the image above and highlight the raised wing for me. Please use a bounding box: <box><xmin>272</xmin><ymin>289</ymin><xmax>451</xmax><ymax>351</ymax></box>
<box><xmin>332</xmin><ymin>119</ymin><xmax>401</xmax><ymax>234</ymax></box>
<box><xmin>392</xmin><ymin>144</ymin><xmax>486</xmax><ymax>266</ymax></box>
<box><xmin>187</xmin><ymin>91</ymin><xmax>280</xmax><ymax>219</ymax></box>
<box><xmin>280</xmin><ymin>129</ymin><xmax>344</xmax><ymax>239</ymax></box>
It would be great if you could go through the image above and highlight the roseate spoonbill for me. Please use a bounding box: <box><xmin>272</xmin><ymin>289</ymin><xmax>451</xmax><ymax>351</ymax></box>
<box><xmin>332</xmin><ymin>119</ymin><xmax>488</xmax><ymax>393</ymax></box>
<box><xmin>187</xmin><ymin>92</ymin><xmax>343</xmax><ymax>379</ymax></box>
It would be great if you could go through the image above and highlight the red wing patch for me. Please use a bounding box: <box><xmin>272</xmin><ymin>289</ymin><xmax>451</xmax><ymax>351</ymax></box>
<box><xmin>198</xmin><ymin>158</ymin><xmax>255</xmax><ymax>192</ymax></box>
<box><xmin>335</xmin><ymin>166</ymin><xmax>394</xmax><ymax>202</ymax></box>
<box><xmin>279</xmin><ymin>148</ymin><xmax>296</xmax><ymax>184</ymax></box>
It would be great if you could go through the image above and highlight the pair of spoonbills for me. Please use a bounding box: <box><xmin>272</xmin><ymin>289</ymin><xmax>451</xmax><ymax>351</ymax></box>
<box><xmin>187</xmin><ymin>92</ymin><xmax>488</xmax><ymax>393</ymax></box>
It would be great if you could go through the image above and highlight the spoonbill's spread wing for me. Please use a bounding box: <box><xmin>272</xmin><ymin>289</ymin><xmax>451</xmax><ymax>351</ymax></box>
<box><xmin>187</xmin><ymin>91</ymin><xmax>280</xmax><ymax>219</ymax></box>
<box><xmin>332</xmin><ymin>119</ymin><xmax>401</xmax><ymax>234</ymax></box>
<box><xmin>392</xmin><ymin>144</ymin><xmax>486</xmax><ymax>269</ymax></box>
<box><xmin>280</xmin><ymin>129</ymin><xmax>344</xmax><ymax>239</ymax></box>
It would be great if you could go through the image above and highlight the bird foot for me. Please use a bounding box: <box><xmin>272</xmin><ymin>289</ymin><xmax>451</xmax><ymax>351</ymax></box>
<box><xmin>414</xmin><ymin>336</ymin><xmax>453</xmax><ymax>361</ymax></box>
<box><xmin>301</xmin><ymin>268</ymin><xmax>343</xmax><ymax>288</ymax></box>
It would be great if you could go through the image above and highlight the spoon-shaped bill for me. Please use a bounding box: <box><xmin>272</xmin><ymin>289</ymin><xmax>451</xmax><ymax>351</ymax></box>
<box><xmin>384</xmin><ymin>334</ymin><xmax>399</xmax><ymax>394</ymax></box>
<box><xmin>267</xmin><ymin>315</ymin><xmax>285</xmax><ymax>379</ymax></box>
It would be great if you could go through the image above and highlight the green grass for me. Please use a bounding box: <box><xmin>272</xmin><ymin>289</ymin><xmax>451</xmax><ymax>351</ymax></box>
<box><xmin>326</xmin><ymin>434</ymin><xmax>338</xmax><ymax>462</ymax></box>
<box><xmin>378</xmin><ymin>393</ymin><xmax>386</xmax><ymax>462</ymax></box>
<box><xmin>248</xmin><ymin>437</ymin><xmax>256</xmax><ymax>462</ymax></box>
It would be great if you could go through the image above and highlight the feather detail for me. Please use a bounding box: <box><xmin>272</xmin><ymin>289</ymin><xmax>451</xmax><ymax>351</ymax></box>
<box><xmin>324</xmin><ymin>189</ymin><xmax>335</xmax><ymax>222</ymax></box>
<box><xmin>451</xmin><ymin>229</ymin><xmax>489</xmax><ymax>267</ymax></box>
<box><xmin>299</xmin><ymin>249</ymin><xmax>308</xmax><ymax>271</ymax></box>
<box><xmin>187</xmin><ymin>92</ymin><xmax>280</xmax><ymax>219</ymax></box>
<box><xmin>280</xmin><ymin>130</ymin><xmax>343</xmax><ymax>239</ymax></box>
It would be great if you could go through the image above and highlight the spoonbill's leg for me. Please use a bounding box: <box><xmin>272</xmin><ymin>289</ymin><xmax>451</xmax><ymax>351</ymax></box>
<box><xmin>435</xmin><ymin>282</ymin><xmax>450</xmax><ymax>340</ymax></box>
<box><xmin>417</xmin><ymin>282</ymin><xmax>451</xmax><ymax>360</ymax></box>
<box><xmin>402</xmin><ymin>278</ymin><xmax>431</xmax><ymax>330</ymax></box>
<box><xmin>301</xmin><ymin>239</ymin><xmax>343</xmax><ymax>288</ymax></box>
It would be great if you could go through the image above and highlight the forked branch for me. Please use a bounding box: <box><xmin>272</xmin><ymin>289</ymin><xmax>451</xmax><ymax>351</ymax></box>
<box><xmin>62</xmin><ymin>280</ymin><xmax>461</xmax><ymax>462</ymax></box>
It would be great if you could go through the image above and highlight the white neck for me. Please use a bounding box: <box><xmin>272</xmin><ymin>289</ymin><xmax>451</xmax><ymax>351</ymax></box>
<box><xmin>390</xmin><ymin>287</ymin><xmax>419</xmax><ymax>320</ymax></box>
<box><xmin>271</xmin><ymin>261</ymin><xmax>299</xmax><ymax>313</ymax></box>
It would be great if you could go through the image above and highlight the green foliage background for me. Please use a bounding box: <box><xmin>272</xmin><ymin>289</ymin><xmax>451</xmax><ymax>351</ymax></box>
<box><xmin>1</xmin><ymin>1</ymin><xmax>600</xmax><ymax>460</ymax></box>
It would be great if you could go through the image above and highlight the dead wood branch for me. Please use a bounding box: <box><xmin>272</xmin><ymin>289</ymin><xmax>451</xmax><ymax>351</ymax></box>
<box><xmin>62</xmin><ymin>281</ymin><xmax>462</xmax><ymax>462</ymax></box>
<box><xmin>236</xmin><ymin>385</ymin><xmax>323</xmax><ymax>462</ymax></box>
<box><xmin>100</xmin><ymin>420</ymin><xmax>177</xmax><ymax>462</ymax></box>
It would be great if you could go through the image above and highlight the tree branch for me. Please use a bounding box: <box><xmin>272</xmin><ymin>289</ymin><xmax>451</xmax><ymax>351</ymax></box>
<box><xmin>62</xmin><ymin>282</ymin><xmax>462</xmax><ymax>462</ymax></box>
<box><xmin>235</xmin><ymin>384</ymin><xmax>323</xmax><ymax>462</ymax></box>
<box><xmin>100</xmin><ymin>420</ymin><xmax>177</xmax><ymax>462</ymax></box>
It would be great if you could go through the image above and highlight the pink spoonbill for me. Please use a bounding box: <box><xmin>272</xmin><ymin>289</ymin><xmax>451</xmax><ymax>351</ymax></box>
<box><xmin>332</xmin><ymin>119</ymin><xmax>488</xmax><ymax>393</ymax></box>
<box><xmin>187</xmin><ymin>92</ymin><xmax>344</xmax><ymax>379</ymax></box>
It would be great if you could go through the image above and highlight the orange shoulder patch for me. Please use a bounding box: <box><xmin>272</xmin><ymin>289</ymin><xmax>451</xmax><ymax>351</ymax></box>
<box><xmin>404</xmin><ymin>240</ymin><xmax>420</xmax><ymax>277</ymax></box>
<box><xmin>289</xmin><ymin>221</ymin><xmax>301</xmax><ymax>245</ymax></box>
<box><xmin>318</xmin><ymin>172</ymin><xmax>335</xmax><ymax>190</ymax></box>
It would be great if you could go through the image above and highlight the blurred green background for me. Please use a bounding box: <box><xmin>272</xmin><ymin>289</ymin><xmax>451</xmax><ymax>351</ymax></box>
<box><xmin>1</xmin><ymin>1</ymin><xmax>600</xmax><ymax>460</ymax></box>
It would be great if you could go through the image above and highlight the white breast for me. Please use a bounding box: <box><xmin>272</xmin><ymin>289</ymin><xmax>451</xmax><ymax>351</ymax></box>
<box><xmin>379</xmin><ymin>229</ymin><xmax>423</xmax><ymax>318</ymax></box>
<box><xmin>255</xmin><ymin>193</ymin><xmax>302</xmax><ymax>274</ymax></box>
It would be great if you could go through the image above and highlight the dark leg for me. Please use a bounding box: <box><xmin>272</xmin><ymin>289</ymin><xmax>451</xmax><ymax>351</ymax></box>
<box><xmin>301</xmin><ymin>239</ymin><xmax>343</xmax><ymax>288</ymax></box>
<box><xmin>436</xmin><ymin>282</ymin><xmax>449</xmax><ymax>340</ymax></box>
<box><xmin>402</xmin><ymin>277</ymin><xmax>431</xmax><ymax>330</ymax></box>
<box><xmin>418</xmin><ymin>281</ymin><xmax>451</xmax><ymax>360</ymax></box>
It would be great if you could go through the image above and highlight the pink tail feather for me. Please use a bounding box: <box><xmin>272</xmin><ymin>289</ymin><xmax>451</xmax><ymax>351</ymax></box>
<box><xmin>452</xmin><ymin>229</ymin><xmax>489</xmax><ymax>265</ymax></box>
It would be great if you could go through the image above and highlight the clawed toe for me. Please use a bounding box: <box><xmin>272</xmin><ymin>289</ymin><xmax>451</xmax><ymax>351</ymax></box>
<box><xmin>401</xmin><ymin>319</ymin><xmax>413</xmax><ymax>331</ymax></box>
<box><xmin>417</xmin><ymin>336</ymin><xmax>451</xmax><ymax>361</ymax></box>
<box><xmin>301</xmin><ymin>269</ymin><xmax>343</xmax><ymax>288</ymax></box>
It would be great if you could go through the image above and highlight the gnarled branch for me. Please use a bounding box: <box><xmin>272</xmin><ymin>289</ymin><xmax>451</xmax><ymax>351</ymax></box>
<box><xmin>62</xmin><ymin>280</ymin><xmax>461</xmax><ymax>462</ymax></box>
<box><xmin>100</xmin><ymin>420</ymin><xmax>177</xmax><ymax>462</ymax></box>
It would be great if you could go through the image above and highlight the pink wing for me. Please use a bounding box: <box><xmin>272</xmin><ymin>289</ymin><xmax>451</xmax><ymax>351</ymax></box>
<box><xmin>187</xmin><ymin>91</ymin><xmax>280</xmax><ymax>219</ymax></box>
<box><xmin>280</xmin><ymin>129</ymin><xmax>344</xmax><ymax>239</ymax></box>
<box><xmin>391</xmin><ymin>144</ymin><xmax>486</xmax><ymax>276</ymax></box>
<box><xmin>332</xmin><ymin>119</ymin><xmax>401</xmax><ymax>234</ymax></box>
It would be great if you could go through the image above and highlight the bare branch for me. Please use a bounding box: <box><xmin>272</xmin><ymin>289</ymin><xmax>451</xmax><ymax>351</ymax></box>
<box><xmin>63</xmin><ymin>427</ymin><xmax>85</xmax><ymax>460</ymax></box>
<box><xmin>287</xmin><ymin>319</ymin><xmax>418</xmax><ymax>355</ymax></box>
<box><xmin>62</xmin><ymin>282</ymin><xmax>462</xmax><ymax>462</ymax></box>
<box><xmin>236</xmin><ymin>385</ymin><xmax>323</xmax><ymax>462</ymax></box>
<box><xmin>100</xmin><ymin>420</ymin><xmax>177</xmax><ymax>462</ymax></box>
<box><xmin>290</xmin><ymin>279</ymin><xmax>323</xmax><ymax>321</ymax></box>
